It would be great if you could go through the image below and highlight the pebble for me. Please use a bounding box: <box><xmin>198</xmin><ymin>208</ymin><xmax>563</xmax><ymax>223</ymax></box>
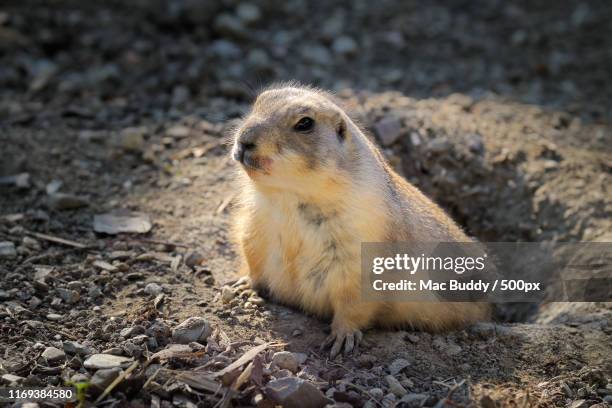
<box><xmin>171</xmin><ymin>317</ymin><xmax>211</xmax><ymax>344</ymax></box>
<box><xmin>63</xmin><ymin>341</ymin><xmax>94</xmax><ymax>356</ymax></box>
<box><xmin>93</xmin><ymin>212</ymin><xmax>152</xmax><ymax>234</ymax></box>
<box><xmin>146</xmin><ymin>320</ymin><xmax>171</xmax><ymax>339</ymax></box>
<box><xmin>166</xmin><ymin>125</ymin><xmax>191</xmax><ymax>138</ymax></box>
<box><xmin>221</xmin><ymin>286</ymin><xmax>236</xmax><ymax>303</ymax></box>
<box><xmin>332</xmin><ymin>36</ymin><xmax>358</xmax><ymax>57</ymax></box>
<box><xmin>209</xmin><ymin>39</ymin><xmax>242</xmax><ymax>59</ymax></box>
<box><xmin>83</xmin><ymin>354</ymin><xmax>133</xmax><ymax>369</ymax></box>
<box><xmin>185</xmin><ymin>251</ymin><xmax>204</xmax><ymax>267</ymax></box>
<box><xmin>213</xmin><ymin>13</ymin><xmax>247</xmax><ymax>40</ymax></box>
<box><xmin>120</xmin><ymin>325</ymin><xmax>145</xmax><ymax>339</ymax></box>
<box><xmin>388</xmin><ymin>358</ymin><xmax>410</xmax><ymax>375</ymax></box>
<box><xmin>400</xmin><ymin>393</ymin><xmax>428</xmax><ymax>406</ymax></box>
<box><xmin>144</xmin><ymin>283</ymin><xmax>163</xmax><ymax>296</ymax></box>
<box><xmin>374</xmin><ymin>117</ymin><xmax>403</xmax><ymax>146</ymax></box>
<box><xmin>0</xmin><ymin>241</ymin><xmax>16</xmax><ymax>258</ymax></box>
<box><xmin>49</xmin><ymin>193</ymin><xmax>88</xmax><ymax>212</ymax></box>
<box><xmin>1</xmin><ymin>373</ymin><xmax>24</xmax><ymax>384</ymax></box>
<box><xmin>22</xmin><ymin>236</ymin><xmax>40</xmax><ymax>250</ymax></box>
<box><xmin>385</xmin><ymin>375</ymin><xmax>407</xmax><ymax>397</ymax></box>
<box><xmin>301</xmin><ymin>44</ymin><xmax>332</xmax><ymax>66</ymax></box>
<box><xmin>356</xmin><ymin>354</ymin><xmax>377</xmax><ymax>368</ymax></box>
<box><xmin>568</xmin><ymin>400</ymin><xmax>588</xmax><ymax>408</ymax></box>
<box><xmin>264</xmin><ymin>377</ymin><xmax>332</xmax><ymax>408</ymax></box>
<box><xmin>90</xmin><ymin>367</ymin><xmax>122</xmax><ymax>390</ymax></box>
<box><xmin>271</xmin><ymin>351</ymin><xmax>300</xmax><ymax>373</ymax></box>
<box><xmin>369</xmin><ymin>387</ymin><xmax>384</xmax><ymax>399</ymax></box>
<box><xmin>41</xmin><ymin>347</ymin><xmax>66</xmax><ymax>365</ymax></box>
<box><xmin>46</xmin><ymin>313</ymin><xmax>63</xmax><ymax>321</ymax></box>
<box><xmin>236</xmin><ymin>3</ymin><xmax>261</xmax><ymax>25</ymax></box>
<box><xmin>118</xmin><ymin>127</ymin><xmax>146</xmax><ymax>151</ymax></box>
<box><xmin>247</xmin><ymin>49</ymin><xmax>272</xmax><ymax>72</ymax></box>
<box><xmin>56</xmin><ymin>288</ymin><xmax>80</xmax><ymax>304</ymax></box>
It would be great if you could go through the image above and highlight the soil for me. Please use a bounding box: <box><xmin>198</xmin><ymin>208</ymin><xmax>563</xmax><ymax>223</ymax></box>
<box><xmin>0</xmin><ymin>1</ymin><xmax>610</xmax><ymax>407</ymax></box>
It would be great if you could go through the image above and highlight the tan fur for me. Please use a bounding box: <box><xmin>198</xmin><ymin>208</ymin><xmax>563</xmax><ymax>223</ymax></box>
<box><xmin>231</xmin><ymin>84</ymin><xmax>489</xmax><ymax>344</ymax></box>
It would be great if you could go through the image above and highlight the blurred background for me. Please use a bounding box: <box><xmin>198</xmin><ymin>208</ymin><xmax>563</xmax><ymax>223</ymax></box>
<box><xmin>1</xmin><ymin>0</ymin><xmax>611</xmax><ymax>122</ymax></box>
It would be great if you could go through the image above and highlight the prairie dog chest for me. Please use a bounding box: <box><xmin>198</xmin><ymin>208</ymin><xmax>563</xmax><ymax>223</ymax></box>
<box><xmin>259</xmin><ymin>197</ymin><xmax>359</xmax><ymax>310</ymax></box>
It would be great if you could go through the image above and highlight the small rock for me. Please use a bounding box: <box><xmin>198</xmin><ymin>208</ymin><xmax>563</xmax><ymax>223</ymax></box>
<box><xmin>0</xmin><ymin>173</ymin><xmax>30</xmax><ymax>188</ymax></box>
<box><xmin>118</xmin><ymin>127</ymin><xmax>146</xmax><ymax>151</ymax></box>
<box><xmin>374</xmin><ymin>117</ymin><xmax>402</xmax><ymax>146</ymax></box>
<box><xmin>83</xmin><ymin>354</ymin><xmax>133</xmax><ymax>369</ymax></box>
<box><xmin>369</xmin><ymin>388</ymin><xmax>384</xmax><ymax>399</ymax></box>
<box><xmin>292</xmin><ymin>329</ymin><xmax>303</xmax><ymax>337</ymax></box>
<box><xmin>236</xmin><ymin>3</ymin><xmax>261</xmax><ymax>25</ymax></box>
<box><xmin>167</xmin><ymin>125</ymin><xmax>191</xmax><ymax>138</ymax></box>
<box><xmin>264</xmin><ymin>377</ymin><xmax>332</xmax><ymax>408</ymax></box>
<box><xmin>1</xmin><ymin>373</ymin><xmax>24</xmax><ymax>385</ymax></box>
<box><xmin>56</xmin><ymin>288</ymin><xmax>80</xmax><ymax>304</ymax></box>
<box><xmin>48</xmin><ymin>193</ymin><xmax>89</xmax><ymax>210</ymax></box>
<box><xmin>444</xmin><ymin>341</ymin><xmax>462</xmax><ymax>356</ymax></box>
<box><xmin>144</xmin><ymin>283</ymin><xmax>163</xmax><ymax>296</ymax></box>
<box><xmin>171</xmin><ymin>317</ymin><xmax>211</xmax><ymax>344</ymax></box>
<box><xmin>382</xmin><ymin>393</ymin><xmax>397</xmax><ymax>407</ymax></box>
<box><xmin>221</xmin><ymin>286</ymin><xmax>236</xmax><ymax>303</ymax></box>
<box><xmin>247</xmin><ymin>49</ymin><xmax>272</xmax><ymax>72</ymax></box>
<box><xmin>120</xmin><ymin>325</ymin><xmax>145</xmax><ymax>339</ymax></box>
<box><xmin>185</xmin><ymin>251</ymin><xmax>204</xmax><ymax>267</ymax></box>
<box><xmin>46</xmin><ymin>313</ymin><xmax>63</xmax><ymax>321</ymax></box>
<box><xmin>78</xmin><ymin>130</ymin><xmax>106</xmax><ymax>143</ymax></box>
<box><xmin>209</xmin><ymin>39</ymin><xmax>242</xmax><ymax>59</ymax></box>
<box><xmin>300</xmin><ymin>44</ymin><xmax>332</xmax><ymax>66</ymax></box>
<box><xmin>332</xmin><ymin>36</ymin><xmax>358</xmax><ymax>57</ymax></box>
<box><xmin>93</xmin><ymin>212</ymin><xmax>152</xmax><ymax>234</ymax></box>
<box><xmin>388</xmin><ymin>358</ymin><xmax>410</xmax><ymax>375</ymax></box>
<box><xmin>469</xmin><ymin>322</ymin><xmax>495</xmax><ymax>340</ymax></box>
<box><xmin>385</xmin><ymin>375</ymin><xmax>407</xmax><ymax>397</ymax></box>
<box><xmin>405</xmin><ymin>333</ymin><xmax>419</xmax><ymax>343</ymax></box>
<box><xmin>213</xmin><ymin>13</ymin><xmax>247</xmax><ymax>39</ymax></box>
<box><xmin>122</xmin><ymin>341</ymin><xmax>143</xmax><ymax>358</ymax></box>
<box><xmin>92</xmin><ymin>260</ymin><xmax>117</xmax><ymax>272</ymax></box>
<box><xmin>569</xmin><ymin>400</ymin><xmax>588</xmax><ymax>408</ymax></box>
<box><xmin>146</xmin><ymin>320</ymin><xmax>171</xmax><ymax>339</ymax></box>
<box><xmin>41</xmin><ymin>347</ymin><xmax>66</xmax><ymax>365</ymax></box>
<box><xmin>45</xmin><ymin>180</ymin><xmax>63</xmax><ymax>195</ymax></box>
<box><xmin>356</xmin><ymin>354</ymin><xmax>377</xmax><ymax>368</ymax></box>
<box><xmin>22</xmin><ymin>236</ymin><xmax>40</xmax><ymax>250</ymax></box>
<box><xmin>400</xmin><ymin>393</ymin><xmax>428</xmax><ymax>407</ymax></box>
<box><xmin>63</xmin><ymin>341</ymin><xmax>94</xmax><ymax>356</ymax></box>
<box><xmin>0</xmin><ymin>241</ymin><xmax>16</xmax><ymax>259</ymax></box>
<box><xmin>272</xmin><ymin>351</ymin><xmax>300</xmax><ymax>373</ymax></box>
<box><xmin>90</xmin><ymin>367</ymin><xmax>122</xmax><ymax>391</ymax></box>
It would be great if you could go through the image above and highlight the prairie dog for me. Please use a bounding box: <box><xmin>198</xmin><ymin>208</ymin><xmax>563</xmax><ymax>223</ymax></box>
<box><xmin>231</xmin><ymin>84</ymin><xmax>489</xmax><ymax>358</ymax></box>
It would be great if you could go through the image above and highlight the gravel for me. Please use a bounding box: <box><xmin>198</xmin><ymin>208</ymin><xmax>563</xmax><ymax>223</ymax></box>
<box><xmin>171</xmin><ymin>317</ymin><xmax>212</xmax><ymax>344</ymax></box>
<box><xmin>83</xmin><ymin>354</ymin><xmax>133</xmax><ymax>370</ymax></box>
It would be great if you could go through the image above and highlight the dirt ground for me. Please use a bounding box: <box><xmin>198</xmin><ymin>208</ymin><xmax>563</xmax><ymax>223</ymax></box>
<box><xmin>1</xmin><ymin>1</ymin><xmax>611</xmax><ymax>407</ymax></box>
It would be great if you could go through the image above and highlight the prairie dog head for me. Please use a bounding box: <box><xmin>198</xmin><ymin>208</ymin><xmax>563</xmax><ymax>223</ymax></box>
<box><xmin>232</xmin><ymin>86</ymin><xmax>361</xmax><ymax>194</ymax></box>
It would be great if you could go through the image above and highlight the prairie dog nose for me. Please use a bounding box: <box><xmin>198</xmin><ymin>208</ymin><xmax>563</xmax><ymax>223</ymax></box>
<box><xmin>234</xmin><ymin>140</ymin><xmax>256</xmax><ymax>163</ymax></box>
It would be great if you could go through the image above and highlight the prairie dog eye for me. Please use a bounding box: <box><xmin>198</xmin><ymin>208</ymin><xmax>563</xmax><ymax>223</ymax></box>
<box><xmin>294</xmin><ymin>117</ymin><xmax>315</xmax><ymax>132</ymax></box>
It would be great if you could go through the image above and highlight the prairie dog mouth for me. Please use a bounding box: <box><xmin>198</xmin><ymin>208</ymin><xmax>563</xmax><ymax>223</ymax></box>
<box><xmin>241</xmin><ymin>154</ymin><xmax>272</xmax><ymax>174</ymax></box>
